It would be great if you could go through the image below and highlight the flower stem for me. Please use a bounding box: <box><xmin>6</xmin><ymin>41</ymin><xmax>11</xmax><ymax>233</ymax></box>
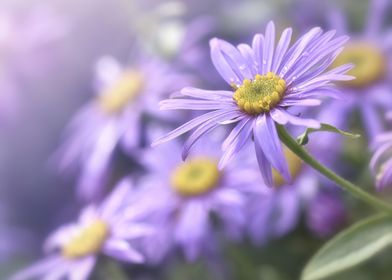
<box><xmin>277</xmin><ymin>125</ymin><xmax>392</xmax><ymax>214</ymax></box>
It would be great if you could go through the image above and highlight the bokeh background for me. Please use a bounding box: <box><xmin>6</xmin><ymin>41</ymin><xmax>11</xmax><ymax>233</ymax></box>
<box><xmin>1</xmin><ymin>0</ymin><xmax>392</xmax><ymax>279</ymax></box>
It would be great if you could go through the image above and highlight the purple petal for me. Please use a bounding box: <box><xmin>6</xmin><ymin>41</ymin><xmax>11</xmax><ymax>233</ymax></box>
<box><xmin>274</xmin><ymin>108</ymin><xmax>320</xmax><ymax>128</ymax></box>
<box><xmin>10</xmin><ymin>256</ymin><xmax>64</xmax><ymax>280</ymax></box>
<box><xmin>68</xmin><ymin>256</ymin><xmax>96</xmax><ymax>280</ymax></box>
<box><xmin>180</xmin><ymin>87</ymin><xmax>233</xmax><ymax>100</ymax></box>
<box><xmin>152</xmin><ymin>109</ymin><xmax>240</xmax><ymax>146</ymax></box>
<box><xmin>104</xmin><ymin>239</ymin><xmax>144</xmax><ymax>263</ymax></box>
<box><xmin>160</xmin><ymin>99</ymin><xmax>232</xmax><ymax>111</ymax></box>
<box><xmin>210</xmin><ymin>38</ymin><xmax>251</xmax><ymax>85</ymax></box>
<box><xmin>262</xmin><ymin>21</ymin><xmax>276</xmax><ymax>74</ymax></box>
<box><xmin>252</xmin><ymin>33</ymin><xmax>264</xmax><ymax>73</ymax></box>
<box><xmin>254</xmin><ymin>114</ymin><xmax>290</xmax><ymax>184</ymax></box>
<box><xmin>254</xmin><ymin>139</ymin><xmax>273</xmax><ymax>187</ymax></box>
<box><xmin>218</xmin><ymin>118</ymin><xmax>254</xmax><ymax>169</ymax></box>
<box><xmin>271</xmin><ymin>27</ymin><xmax>292</xmax><ymax>73</ymax></box>
<box><xmin>237</xmin><ymin>43</ymin><xmax>257</xmax><ymax>76</ymax></box>
<box><xmin>182</xmin><ymin>110</ymin><xmax>238</xmax><ymax>160</ymax></box>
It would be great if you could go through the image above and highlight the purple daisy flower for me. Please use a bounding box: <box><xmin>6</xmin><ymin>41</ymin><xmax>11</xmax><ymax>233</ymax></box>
<box><xmin>305</xmin><ymin>0</ymin><xmax>392</xmax><ymax>141</ymax></box>
<box><xmin>153</xmin><ymin>21</ymin><xmax>353</xmax><ymax>187</ymax></box>
<box><xmin>10</xmin><ymin>182</ymin><xmax>153</xmax><ymax>280</ymax></box>
<box><xmin>56</xmin><ymin>56</ymin><xmax>191</xmax><ymax>201</ymax></box>
<box><xmin>370</xmin><ymin>112</ymin><xmax>392</xmax><ymax>190</ymax></box>
<box><xmin>247</xmin><ymin>146</ymin><xmax>319</xmax><ymax>245</ymax></box>
<box><xmin>132</xmin><ymin>135</ymin><xmax>261</xmax><ymax>262</ymax></box>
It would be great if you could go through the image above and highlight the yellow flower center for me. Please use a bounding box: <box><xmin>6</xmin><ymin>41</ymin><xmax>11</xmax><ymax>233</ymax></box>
<box><xmin>332</xmin><ymin>42</ymin><xmax>385</xmax><ymax>88</ymax></box>
<box><xmin>171</xmin><ymin>157</ymin><xmax>220</xmax><ymax>196</ymax></box>
<box><xmin>98</xmin><ymin>70</ymin><xmax>144</xmax><ymax>114</ymax></box>
<box><xmin>62</xmin><ymin>220</ymin><xmax>109</xmax><ymax>259</ymax></box>
<box><xmin>233</xmin><ymin>72</ymin><xmax>286</xmax><ymax>115</ymax></box>
<box><xmin>272</xmin><ymin>147</ymin><xmax>303</xmax><ymax>187</ymax></box>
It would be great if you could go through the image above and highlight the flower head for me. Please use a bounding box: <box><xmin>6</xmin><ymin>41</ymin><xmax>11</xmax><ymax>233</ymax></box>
<box><xmin>10</xmin><ymin>183</ymin><xmax>153</xmax><ymax>280</ymax></box>
<box><xmin>370</xmin><ymin>113</ymin><xmax>392</xmax><ymax>190</ymax></box>
<box><xmin>153</xmin><ymin>21</ymin><xmax>353</xmax><ymax>187</ymax></box>
<box><xmin>134</xmin><ymin>136</ymin><xmax>261</xmax><ymax>262</ymax></box>
<box><xmin>56</xmin><ymin>56</ymin><xmax>192</xmax><ymax>201</ymax></box>
<box><xmin>300</xmin><ymin>0</ymin><xmax>392</xmax><ymax>141</ymax></box>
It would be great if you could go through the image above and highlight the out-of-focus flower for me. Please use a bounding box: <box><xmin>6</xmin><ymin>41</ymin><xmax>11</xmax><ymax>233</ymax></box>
<box><xmin>153</xmin><ymin>21</ymin><xmax>353</xmax><ymax>187</ymax></box>
<box><xmin>370</xmin><ymin>113</ymin><xmax>392</xmax><ymax>190</ymax></box>
<box><xmin>132</xmin><ymin>136</ymin><xmax>261</xmax><ymax>262</ymax></box>
<box><xmin>306</xmin><ymin>191</ymin><xmax>347</xmax><ymax>238</ymax></box>
<box><xmin>310</xmin><ymin>0</ymin><xmax>392</xmax><ymax>141</ymax></box>
<box><xmin>56</xmin><ymin>56</ymin><xmax>192</xmax><ymax>202</ymax></box>
<box><xmin>247</xmin><ymin>147</ymin><xmax>318</xmax><ymax>244</ymax></box>
<box><xmin>10</xmin><ymin>183</ymin><xmax>153</xmax><ymax>280</ymax></box>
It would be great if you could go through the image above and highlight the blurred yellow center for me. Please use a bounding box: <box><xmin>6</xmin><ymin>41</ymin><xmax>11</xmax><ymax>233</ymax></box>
<box><xmin>272</xmin><ymin>147</ymin><xmax>303</xmax><ymax>187</ymax></box>
<box><xmin>171</xmin><ymin>158</ymin><xmax>220</xmax><ymax>196</ymax></box>
<box><xmin>62</xmin><ymin>220</ymin><xmax>109</xmax><ymax>259</ymax></box>
<box><xmin>234</xmin><ymin>72</ymin><xmax>286</xmax><ymax>115</ymax></box>
<box><xmin>98</xmin><ymin>70</ymin><xmax>144</xmax><ymax>114</ymax></box>
<box><xmin>332</xmin><ymin>42</ymin><xmax>385</xmax><ymax>88</ymax></box>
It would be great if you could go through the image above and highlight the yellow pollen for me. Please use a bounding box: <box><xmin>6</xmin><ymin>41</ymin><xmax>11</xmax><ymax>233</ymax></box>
<box><xmin>171</xmin><ymin>157</ymin><xmax>220</xmax><ymax>196</ymax></box>
<box><xmin>98</xmin><ymin>70</ymin><xmax>144</xmax><ymax>114</ymax></box>
<box><xmin>233</xmin><ymin>72</ymin><xmax>286</xmax><ymax>115</ymax></box>
<box><xmin>272</xmin><ymin>147</ymin><xmax>303</xmax><ymax>187</ymax></box>
<box><xmin>62</xmin><ymin>220</ymin><xmax>109</xmax><ymax>259</ymax></box>
<box><xmin>332</xmin><ymin>42</ymin><xmax>385</xmax><ymax>88</ymax></box>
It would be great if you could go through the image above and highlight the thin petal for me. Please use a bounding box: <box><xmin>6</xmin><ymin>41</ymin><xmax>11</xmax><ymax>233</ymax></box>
<box><xmin>262</xmin><ymin>21</ymin><xmax>275</xmax><ymax>74</ymax></box>
<box><xmin>271</xmin><ymin>27</ymin><xmax>292</xmax><ymax>73</ymax></box>
<box><xmin>254</xmin><ymin>139</ymin><xmax>273</xmax><ymax>187</ymax></box>
<box><xmin>152</xmin><ymin>109</ymin><xmax>240</xmax><ymax>146</ymax></box>
<box><xmin>254</xmin><ymin>114</ymin><xmax>291</xmax><ymax>184</ymax></box>
<box><xmin>274</xmin><ymin>108</ymin><xmax>320</xmax><ymax>128</ymax></box>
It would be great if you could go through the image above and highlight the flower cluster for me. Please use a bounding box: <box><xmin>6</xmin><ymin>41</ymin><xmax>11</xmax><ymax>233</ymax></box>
<box><xmin>4</xmin><ymin>1</ymin><xmax>392</xmax><ymax>279</ymax></box>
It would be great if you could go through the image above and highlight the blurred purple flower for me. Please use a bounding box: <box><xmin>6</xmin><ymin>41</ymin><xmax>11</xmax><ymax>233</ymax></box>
<box><xmin>55</xmin><ymin>56</ymin><xmax>192</xmax><ymax>202</ymax></box>
<box><xmin>247</xmin><ymin>147</ymin><xmax>318</xmax><ymax>245</ymax></box>
<box><xmin>306</xmin><ymin>191</ymin><xmax>347</xmax><ymax>238</ymax></box>
<box><xmin>10</xmin><ymin>182</ymin><xmax>153</xmax><ymax>280</ymax></box>
<box><xmin>131</xmin><ymin>136</ymin><xmax>261</xmax><ymax>262</ymax></box>
<box><xmin>153</xmin><ymin>21</ymin><xmax>353</xmax><ymax>187</ymax></box>
<box><xmin>312</xmin><ymin>0</ymin><xmax>392</xmax><ymax>141</ymax></box>
<box><xmin>370</xmin><ymin>112</ymin><xmax>392</xmax><ymax>190</ymax></box>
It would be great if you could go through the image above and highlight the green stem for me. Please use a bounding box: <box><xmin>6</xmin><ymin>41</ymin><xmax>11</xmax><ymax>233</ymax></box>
<box><xmin>277</xmin><ymin>125</ymin><xmax>392</xmax><ymax>214</ymax></box>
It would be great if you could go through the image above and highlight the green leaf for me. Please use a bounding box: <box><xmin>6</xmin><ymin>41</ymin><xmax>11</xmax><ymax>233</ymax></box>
<box><xmin>297</xmin><ymin>123</ymin><xmax>360</xmax><ymax>146</ymax></box>
<box><xmin>302</xmin><ymin>215</ymin><xmax>392</xmax><ymax>280</ymax></box>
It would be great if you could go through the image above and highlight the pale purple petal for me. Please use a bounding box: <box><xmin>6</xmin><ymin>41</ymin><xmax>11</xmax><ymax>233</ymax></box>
<box><xmin>261</xmin><ymin>21</ymin><xmax>275</xmax><ymax>74</ymax></box>
<box><xmin>274</xmin><ymin>108</ymin><xmax>320</xmax><ymax>128</ymax></box>
<box><xmin>271</xmin><ymin>28</ymin><xmax>292</xmax><ymax>73</ymax></box>
<box><xmin>68</xmin><ymin>257</ymin><xmax>96</xmax><ymax>280</ymax></box>
<box><xmin>254</xmin><ymin>114</ymin><xmax>291</xmax><ymax>184</ymax></box>
<box><xmin>152</xmin><ymin>109</ymin><xmax>241</xmax><ymax>146</ymax></box>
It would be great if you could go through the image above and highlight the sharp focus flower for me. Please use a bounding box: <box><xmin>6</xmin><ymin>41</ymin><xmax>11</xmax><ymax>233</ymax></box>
<box><xmin>370</xmin><ymin>113</ymin><xmax>392</xmax><ymax>190</ymax></box>
<box><xmin>56</xmin><ymin>56</ymin><xmax>192</xmax><ymax>201</ymax></box>
<box><xmin>153</xmin><ymin>21</ymin><xmax>353</xmax><ymax>187</ymax></box>
<box><xmin>132</xmin><ymin>136</ymin><xmax>261</xmax><ymax>262</ymax></box>
<box><xmin>10</xmin><ymin>183</ymin><xmax>153</xmax><ymax>280</ymax></box>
